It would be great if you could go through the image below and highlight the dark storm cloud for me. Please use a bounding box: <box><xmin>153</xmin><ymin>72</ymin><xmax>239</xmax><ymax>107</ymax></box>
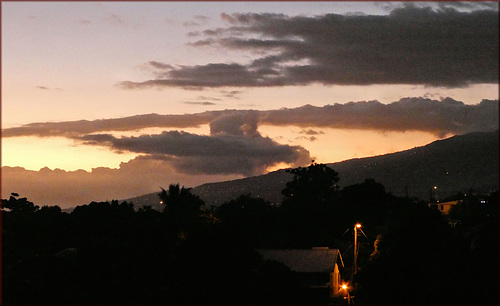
<box><xmin>120</xmin><ymin>6</ymin><xmax>498</xmax><ymax>89</ymax></box>
<box><xmin>78</xmin><ymin>131</ymin><xmax>311</xmax><ymax>176</ymax></box>
<box><xmin>2</xmin><ymin>98</ymin><xmax>498</xmax><ymax>138</ymax></box>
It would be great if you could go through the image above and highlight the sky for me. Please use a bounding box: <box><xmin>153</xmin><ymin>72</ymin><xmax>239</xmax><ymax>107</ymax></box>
<box><xmin>1</xmin><ymin>1</ymin><xmax>498</xmax><ymax>208</ymax></box>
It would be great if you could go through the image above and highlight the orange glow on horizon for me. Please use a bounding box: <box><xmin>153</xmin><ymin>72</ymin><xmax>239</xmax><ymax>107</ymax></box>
<box><xmin>260</xmin><ymin>125</ymin><xmax>440</xmax><ymax>167</ymax></box>
<box><xmin>1</xmin><ymin>136</ymin><xmax>139</xmax><ymax>172</ymax></box>
<box><xmin>2</xmin><ymin>127</ymin><xmax>443</xmax><ymax>174</ymax></box>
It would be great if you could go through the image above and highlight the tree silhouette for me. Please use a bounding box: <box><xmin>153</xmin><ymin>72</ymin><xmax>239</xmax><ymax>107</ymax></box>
<box><xmin>1</xmin><ymin>193</ymin><xmax>39</xmax><ymax>214</ymax></box>
<box><xmin>355</xmin><ymin>201</ymin><xmax>470</xmax><ymax>304</ymax></box>
<box><xmin>446</xmin><ymin>191</ymin><xmax>499</xmax><ymax>303</ymax></box>
<box><xmin>279</xmin><ymin>162</ymin><xmax>342</xmax><ymax>248</ymax></box>
<box><xmin>339</xmin><ymin>178</ymin><xmax>389</xmax><ymax>230</ymax></box>
<box><xmin>281</xmin><ymin>162</ymin><xmax>340</xmax><ymax>207</ymax></box>
<box><xmin>158</xmin><ymin>183</ymin><xmax>206</xmax><ymax>247</ymax></box>
<box><xmin>3</xmin><ymin>180</ymin><xmax>495</xmax><ymax>304</ymax></box>
<box><xmin>216</xmin><ymin>194</ymin><xmax>278</xmax><ymax>248</ymax></box>
<box><xmin>159</xmin><ymin>184</ymin><xmax>204</xmax><ymax>217</ymax></box>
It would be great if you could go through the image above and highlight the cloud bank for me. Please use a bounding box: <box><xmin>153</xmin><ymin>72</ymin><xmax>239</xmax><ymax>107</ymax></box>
<box><xmin>4</xmin><ymin>98</ymin><xmax>498</xmax><ymax>139</ymax></box>
<box><xmin>78</xmin><ymin>130</ymin><xmax>310</xmax><ymax>176</ymax></box>
<box><xmin>119</xmin><ymin>6</ymin><xmax>498</xmax><ymax>89</ymax></box>
<box><xmin>2</xmin><ymin>113</ymin><xmax>215</xmax><ymax>138</ymax></box>
<box><xmin>261</xmin><ymin>98</ymin><xmax>499</xmax><ymax>138</ymax></box>
<box><xmin>1</xmin><ymin>157</ymin><xmax>241</xmax><ymax>208</ymax></box>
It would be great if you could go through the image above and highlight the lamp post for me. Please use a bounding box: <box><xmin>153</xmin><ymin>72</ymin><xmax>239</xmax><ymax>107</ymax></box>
<box><xmin>354</xmin><ymin>223</ymin><xmax>361</xmax><ymax>275</ymax></box>
<box><xmin>342</xmin><ymin>284</ymin><xmax>353</xmax><ymax>305</ymax></box>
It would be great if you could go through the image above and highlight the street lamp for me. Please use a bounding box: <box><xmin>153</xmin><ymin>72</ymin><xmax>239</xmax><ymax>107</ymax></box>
<box><xmin>341</xmin><ymin>283</ymin><xmax>353</xmax><ymax>305</ymax></box>
<box><xmin>354</xmin><ymin>223</ymin><xmax>361</xmax><ymax>275</ymax></box>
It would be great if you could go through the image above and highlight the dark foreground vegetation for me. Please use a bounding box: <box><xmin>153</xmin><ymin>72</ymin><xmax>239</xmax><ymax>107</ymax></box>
<box><xmin>2</xmin><ymin>163</ymin><xmax>498</xmax><ymax>304</ymax></box>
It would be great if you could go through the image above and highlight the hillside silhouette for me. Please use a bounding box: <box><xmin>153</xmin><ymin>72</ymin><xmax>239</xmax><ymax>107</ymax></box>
<box><xmin>125</xmin><ymin>130</ymin><xmax>498</xmax><ymax>209</ymax></box>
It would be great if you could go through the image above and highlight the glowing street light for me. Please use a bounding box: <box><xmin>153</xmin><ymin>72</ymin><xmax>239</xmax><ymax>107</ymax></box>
<box><xmin>341</xmin><ymin>283</ymin><xmax>353</xmax><ymax>305</ymax></box>
<box><xmin>354</xmin><ymin>223</ymin><xmax>362</xmax><ymax>275</ymax></box>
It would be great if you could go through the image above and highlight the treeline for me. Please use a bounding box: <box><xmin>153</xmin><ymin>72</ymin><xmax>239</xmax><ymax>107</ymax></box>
<box><xmin>1</xmin><ymin>163</ymin><xmax>498</xmax><ymax>304</ymax></box>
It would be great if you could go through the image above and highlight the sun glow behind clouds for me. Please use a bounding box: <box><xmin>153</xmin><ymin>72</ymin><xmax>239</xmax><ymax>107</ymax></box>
<box><xmin>260</xmin><ymin>125</ymin><xmax>440</xmax><ymax>166</ymax></box>
<box><xmin>1</xmin><ymin>137</ymin><xmax>139</xmax><ymax>171</ymax></box>
<box><xmin>1</xmin><ymin>1</ymin><xmax>497</xmax><ymax>208</ymax></box>
<box><xmin>1</xmin><ymin>125</ymin><xmax>213</xmax><ymax>172</ymax></box>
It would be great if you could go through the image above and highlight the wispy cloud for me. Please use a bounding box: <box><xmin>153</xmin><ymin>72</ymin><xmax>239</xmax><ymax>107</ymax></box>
<box><xmin>220</xmin><ymin>90</ymin><xmax>243</xmax><ymax>99</ymax></box>
<box><xmin>183</xmin><ymin>15</ymin><xmax>211</xmax><ymax>27</ymax></box>
<box><xmin>436</xmin><ymin>1</ymin><xmax>499</xmax><ymax>12</ymax></box>
<box><xmin>119</xmin><ymin>6</ymin><xmax>498</xmax><ymax>89</ymax></box>
<box><xmin>295</xmin><ymin>136</ymin><xmax>318</xmax><ymax>142</ymax></box>
<box><xmin>299</xmin><ymin>129</ymin><xmax>324</xmax><ymax>136</ymax></box>
<box><xmin>2</xmin><ymin>113</ymin><xmax>214</xmax><ymax>137</ymax></box>
<box><xmin>103</xmin><ymin>13</ymin><xmax>142</xmax><ymax>29</ymax></box>
<box><xmin>79</xmin><ymin>19</ymin><xmax>92</xmax><ymax>25</ymax></box>
<box><xmin>182</xmin><ymin>101</ymin><xmax>217</xmax><ymax>106</ymax></box>
<box><xmin>36</xmin><ymin>85</ymin><xmax>61</xmax><ymax>91</ymax></box>
<box><xmin>148</xmin><ymin>61</ymin><xmax>174</xmax><ymax>70</ymax></box>
<box><xmin>106</xmin><ymin>14</ymin><xmax>127</xmax><ymax>26</ymax></box>
<box><xmin>182</xmin><ymin>95</ymin><xmax>223</xmax><ymax>105</ymax></box>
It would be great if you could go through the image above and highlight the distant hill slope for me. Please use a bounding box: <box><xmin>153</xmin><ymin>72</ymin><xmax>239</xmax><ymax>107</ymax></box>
<box><xmin>124</xmin><ymin>131</ymin><xmax>498</xmax><ymax>210</ymax></box>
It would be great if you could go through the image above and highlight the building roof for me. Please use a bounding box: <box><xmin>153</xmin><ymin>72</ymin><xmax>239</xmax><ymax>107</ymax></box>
<box><xmin>257</xmin><ymin>248</ymin><xmax>342</xmax><ymax>273</ymax></box>
<box><xmin>429</xmin><ymin>200</ymin><xmax>460</xmax><ymax>206</ymax></box>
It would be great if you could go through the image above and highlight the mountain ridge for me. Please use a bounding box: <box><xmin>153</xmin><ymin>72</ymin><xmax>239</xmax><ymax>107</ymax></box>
<box><xmin>123</xmin><ymin>130</ymin><xmax>498</xmax><ymax>210</ymax></box>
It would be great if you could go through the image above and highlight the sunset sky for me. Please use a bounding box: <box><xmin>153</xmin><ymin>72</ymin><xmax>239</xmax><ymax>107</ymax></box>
<box><xmin>1</xmin><ymin>1</ymin><xmax>498</xmax><ymax>208</ymax></box>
